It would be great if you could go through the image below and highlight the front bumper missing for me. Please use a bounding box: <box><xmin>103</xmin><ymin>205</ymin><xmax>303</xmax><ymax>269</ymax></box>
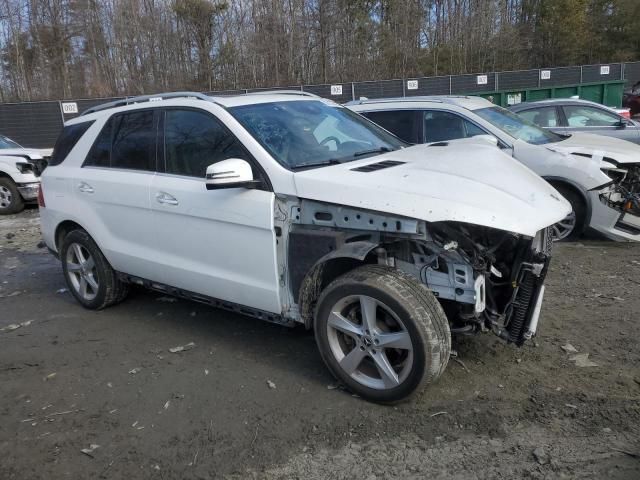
<box><xmin>17</xmin><ymin>182</ymin><xmax>40</xmax><ymax>201</ymax></box>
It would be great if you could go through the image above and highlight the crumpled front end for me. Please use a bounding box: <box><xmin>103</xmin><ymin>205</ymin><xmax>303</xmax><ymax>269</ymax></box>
<box><xmin>388</xmin><ymin>222</ymin><xmax>553</xmax><ymax>346</ymax></box>
<box><xmin>594</xmin><ymin>162</ymin><xmax>640</xmax><ymax>241</ymax></box>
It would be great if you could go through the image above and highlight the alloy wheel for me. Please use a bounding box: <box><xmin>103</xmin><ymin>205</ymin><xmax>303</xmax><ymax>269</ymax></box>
<box><xmin>65</xmin><ymin>242</ymin><xmax>99</xmax><ymax>301</ymax></box>
<box><xmin>326</xmin><ymin>295</ymin><xmax>414</xmax><ymax>390</ymax></box>
<box><xmin>0</xmin><ymin>185</ymin><xmax>12</xmax><ymax>209</ymax></box>
<box><xmin>551</xmin><ymin>210</ymin><xmax>577</xmax><ymax>241</ymax></box>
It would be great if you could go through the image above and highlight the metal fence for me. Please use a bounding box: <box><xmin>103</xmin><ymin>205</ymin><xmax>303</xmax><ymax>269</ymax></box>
<box><xmin>2</xmin><ymin>61</ymin><xmax>639</xmax><ymax>149</ymax></box>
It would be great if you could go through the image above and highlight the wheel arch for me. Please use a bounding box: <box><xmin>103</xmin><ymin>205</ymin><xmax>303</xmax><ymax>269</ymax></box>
<box><xmin>54</xmin><ymin>219</ymin><xmax>90</xmax><ymax>251</ymax></box>
<box><xmin>297</xmin><ymin>241</ymin><xmax>380</xmax><ymax>329</ymax></box>
<box><xmin>543</xmin><ymin>176</ymin><xmax>592</xmax><ymax>229</ymax></box>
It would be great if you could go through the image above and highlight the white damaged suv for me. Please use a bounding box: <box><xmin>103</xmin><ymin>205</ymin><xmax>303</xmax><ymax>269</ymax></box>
<box><xmin>39</xmin><ymin>92</ymin><xmax>569</xmax><ymax>403</ymax></box>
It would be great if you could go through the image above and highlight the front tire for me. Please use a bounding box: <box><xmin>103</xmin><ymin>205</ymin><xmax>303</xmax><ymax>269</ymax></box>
<box><xmin>60</xmin><ymin>229</ymin><xmax>129</xmax><ymax>309</ymax></box>
<box><xmin>551</xmin><ymin>185</ymin><xmax>586</xmax><ymax>241</ymax></box>
<box><xmin>314</xmin><ymin>265</ymin><xmax>451</xmax><ymax>404</ymax></box>
<box><xmin>0</xmin><ymin>178</ymin><xmax>24</xmax><ymax>215</ymax></box>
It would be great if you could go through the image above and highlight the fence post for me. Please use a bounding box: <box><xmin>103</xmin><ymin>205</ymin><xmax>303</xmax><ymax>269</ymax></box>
<box><xmin>538</xmin><ymin>69</ymin><xmax>541</xmax><ymax>88</ymax></box>
<box><xmin>448</xmin><ymin>76</ymin><xmax>452</xmax><ymax>94</ymax></box>
<box><xmin>494</xmin><ymin>73</ymin><xmax>498</xmax><ymax>91</ymax></box>
<box><xmin>621</xmin><ymin>62</ymin><xmax>626</xmax><ymax>82</ymax></box>
<box><xmin>351</xmin><ymin>82</ymin><xmax>355</xmax><ymax>101</ymax></box>
<box><xmin>57</xmin><ymin>101</ymin><xmax>65</xmax><ymax>124</ymax></box>
<box><xmin>579</xmin><ymin>66</ymin><xmax>583</xmax><ymax>84</ymax></box>
<box><xmin>402</xmin><ymin>78</ymin><xmax>406</xmax><ymax>97</ymax></box>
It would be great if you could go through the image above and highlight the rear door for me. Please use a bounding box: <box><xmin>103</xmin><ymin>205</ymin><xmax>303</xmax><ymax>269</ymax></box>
<box><xmin>149</xmin><ymin>107</ymin><xmax>280</xmax><ymax>313</ymax></box>
<box><xmin>75</xmin><ymin>109</ymin><xmax>161</xmax><ymax>279</ymax></box>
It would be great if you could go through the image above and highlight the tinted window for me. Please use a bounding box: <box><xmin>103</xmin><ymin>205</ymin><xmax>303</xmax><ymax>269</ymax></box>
<box><xmin>423</xmin><ymin>111</ymin><xmax>486</xmax><ymax>143</ymax></box>
<box><xmin>518</xmin><ymin>107</ymin><xmax>559</xmax><ymax>128</ymax></box>
<box><xmin>164</xmin><ymin>110</ymin><xmax>250</xmax><ymax>177</ymax></box>
<box><xmin>84</xmin><ymin>118</ymin><xmax>112</xmax><ymax>167</ymax></box>
<box><xmin>230</xmin><ymin>100</ymin><xmax>406</xmax><ymax>170</ymax></box>
<box><xmin>111</xmin><ymin>110</ymin><xmax>156</xmax><ymax>170</ymax></box>
<box><xmin>564</xmin><ymin>105</ymin><xmax>620</xmax><ymax>127</ymax></box>
<box><xmin>363</xmin><ymin>110</ymin><xmax>420</xmax><ymax>143</ymax></box>
<box><xmin>49</xmin><ymin>121</ymin><xmax>94</xmax><ymax>166</ymax></box>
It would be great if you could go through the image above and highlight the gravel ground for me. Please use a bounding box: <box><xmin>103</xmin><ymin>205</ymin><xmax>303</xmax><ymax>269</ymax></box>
<box><xmin>1</xmin><ymin>207</ymin><xmax>639</xmax><ymax>479</ymax></box>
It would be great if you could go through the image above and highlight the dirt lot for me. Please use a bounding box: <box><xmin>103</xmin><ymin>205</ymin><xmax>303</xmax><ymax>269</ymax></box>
<box><xmin>1</xmin><ymin>207</ymin><xmax>639</xmax><ymax>479</ymax></box>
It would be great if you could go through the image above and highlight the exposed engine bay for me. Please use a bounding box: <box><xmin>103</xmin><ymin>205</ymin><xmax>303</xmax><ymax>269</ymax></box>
<box><xmin>286</xmin><ymin>199</ymin><xmax>552</xmax><ymax>346</ymax></box>
<box><xmin>385</xmin><ymin>223</ymin><xmax>551</xmax><ymax>346</ymax></box>
<box><xmin>600</xmin><ymin>162</ymin><xmax>640</xmax><ymax>216</ymax></box>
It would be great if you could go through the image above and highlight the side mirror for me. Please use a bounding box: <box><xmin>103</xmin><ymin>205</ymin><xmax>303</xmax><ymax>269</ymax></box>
<box><xmin>205</xmin><ymin>159</ymin><xmax>260</xmax><ymax>190</ymax></box>
<box><xmin>471</xmin><ymin>134</ymin><xmax>499</xmax><ymax>146</ymax></box>
<box><xmin>615</xmin><ymin>119</ymin><xmax>630</xmax><ymax>129</ymax></box>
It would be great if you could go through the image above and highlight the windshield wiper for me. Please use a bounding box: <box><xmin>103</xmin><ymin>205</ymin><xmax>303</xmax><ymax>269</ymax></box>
<box><xmin>291</xmin><ymin>158</ymin><xmax>342</xmax><ymax>170</ymax></box>
<box><xmin>352</xmin><ymin>147</ymin><xmax>393</xmax><ymax>157</ymax></box>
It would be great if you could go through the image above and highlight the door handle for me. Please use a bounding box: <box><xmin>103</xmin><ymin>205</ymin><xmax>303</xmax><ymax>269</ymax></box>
<box><xmin>78</xmin><ymin>182</ymin><xmax>94</xmax><ymax>194</ymax></box>
<box><xmin>155</xmin><ymin>192</ymin><xmax>179</xmax><ymax>206</ymax></box>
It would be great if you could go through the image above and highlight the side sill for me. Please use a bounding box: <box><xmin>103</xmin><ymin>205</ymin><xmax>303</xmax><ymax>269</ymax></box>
<box><xmin>117</xmin><ymin>273</ymin><xmax>294</xmax><ymax>327</ymax></box>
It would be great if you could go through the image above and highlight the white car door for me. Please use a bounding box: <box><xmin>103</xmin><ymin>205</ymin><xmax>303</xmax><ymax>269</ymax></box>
<box><xmin>149</xmin><ymin>108</ymin><xmax>280</xmax><ymax>313</ymax></box>
<box><xmin>74</xmin><ymin>109</ymin><xmax>161</xmax><ymax>280</ymax></box>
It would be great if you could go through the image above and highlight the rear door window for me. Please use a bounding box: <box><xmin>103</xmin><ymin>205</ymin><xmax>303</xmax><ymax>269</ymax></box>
<box><xmin>111</xmin><ymin>110</ymin><xmax>157</xmax><ymax>170</ymax></box>
<box><xmin>362</xmin><ymin>110</ymin><xmax>420</xmax><ymax>143</ymax></box>
<box><xmin>83</xmin><ymin>119</ymin><xmax>112</xmax><ymax>167</ymax></box>
<box><xmin>84</xmin><ymin>110</ymin><xmax>158</xmax><ymax>171</ymax></box>
<box><xmin>49</xmin><ymin>121</ymin><xmax>94</xmax><ymax>166</ymax></box>
<box><xmin>518</xmin><ymin>107</ymin><xmax>560</xmax><ymax>128</ymax></box>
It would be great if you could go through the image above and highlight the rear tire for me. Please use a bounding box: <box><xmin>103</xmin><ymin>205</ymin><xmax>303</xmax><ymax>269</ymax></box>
<box><xmin>60</xmin><ymin>229</ymin><xmax>129</xmax><ymax>309</ymax></box>
<box><xmin>314</xmin><ymin>265</ymin><xmax>451</xmax><ymax>404</ymax></box>
<box><xmin>551</xmin><ymin>184</ymin><xmax>586</xmax><ymax>241</ymax></box>
<box><xmin>0</xmin><ymin>178</ymin><xmax>24</xmax><ymax>215</ymax></box>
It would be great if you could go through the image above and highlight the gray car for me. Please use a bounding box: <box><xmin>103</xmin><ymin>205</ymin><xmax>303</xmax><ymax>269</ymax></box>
<box><xmin>508</xmin><ymin>98</ymin><xmax>640</xmax><ymax>144</ymax></box>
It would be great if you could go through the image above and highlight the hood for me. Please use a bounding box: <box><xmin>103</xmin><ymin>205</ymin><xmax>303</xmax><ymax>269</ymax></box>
<box><xmin>547</xmin><ymin>132</ymin><xmax>640</xmax><ymax>165</ymax></box>
<box><xmin>0</xmin><ymin>148</ymin><xmax>46</xmax><ymax>160</ymax></box>
<box><xmin>293</xmin><ymin>143</ymin><xmax>570</xmax><ymax>237</ymax></box>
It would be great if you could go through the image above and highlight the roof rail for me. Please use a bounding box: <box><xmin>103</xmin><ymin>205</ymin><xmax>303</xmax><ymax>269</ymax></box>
<box><xmin>244</xmin><ymin>89</ymin><xmax>319</xmax><ymax>98</ymax></box>
<box><xmin>345</xmin><ymin>96</ymin><xmax>448</xmax><ymax>106</ymax></box>
<box><xmin>80</xmin><ymin>91</ymin><xmax>214</xmax><ymax>116</ymax></box>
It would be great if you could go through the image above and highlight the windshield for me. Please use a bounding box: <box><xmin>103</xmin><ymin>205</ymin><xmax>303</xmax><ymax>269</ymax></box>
<box><xmin>474</xmin><ymin>106</ymin><xmax>564</xmax><ymax>145</ymax></box>
<box><xmin>0</xmin><ymin>135</ymin><xmax>21</xmax><ymax>149</ymax></box>
<box><xmin>229</xmin><ymin>100</ymin><xmax>406</xmax><ymax>169</ymax></box>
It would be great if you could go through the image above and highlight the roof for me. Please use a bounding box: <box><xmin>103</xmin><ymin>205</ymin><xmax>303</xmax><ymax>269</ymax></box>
<box><xmin>346</xmin><ymin>95</ymin><xmax>494</xmax><ymax>111</ymax></box>
<box><xmin>69</xmin><ymin>90</ymin><xmax>335</xmax><ymax>124</ymax></box>
<box><xmin>508</xmin><ymin>97</ymin><xmax>618</xmax><ymax>111</ymax></box>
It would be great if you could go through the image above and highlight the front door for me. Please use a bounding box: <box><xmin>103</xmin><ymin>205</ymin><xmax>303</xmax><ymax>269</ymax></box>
<box><xmin>149</xmin><ymin>108</ymin><xmax>280</xmax><ymax>313</ymax></box>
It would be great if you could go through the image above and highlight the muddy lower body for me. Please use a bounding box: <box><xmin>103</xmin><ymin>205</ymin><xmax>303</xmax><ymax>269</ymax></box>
<box><xmin>1</xmin><ymin>208</ymin><xmax>639</xmax><ymax>479</ymax></box>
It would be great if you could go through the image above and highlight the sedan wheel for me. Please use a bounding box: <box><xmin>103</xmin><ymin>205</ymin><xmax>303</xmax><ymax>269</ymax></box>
<box><xmin>551</xmin><ymin>210</ymin><xmax>577</xmax><ymax>241</ymax></box>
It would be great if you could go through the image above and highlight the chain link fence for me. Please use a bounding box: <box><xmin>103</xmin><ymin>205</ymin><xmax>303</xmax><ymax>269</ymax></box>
<box><xmin>2</xmin><ymin>62</ymin><xmax>639</xmax><ymax>149</ymax></box>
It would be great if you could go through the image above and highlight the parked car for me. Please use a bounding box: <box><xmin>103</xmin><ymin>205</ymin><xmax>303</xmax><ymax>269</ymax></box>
<box><xmin>622</xmin><ymin>83</ymin><xmax>640</xmax><ymax>117</ymax></box>
<box><xmin>508</xmin><ymin>98</ymin><xmax>640</xmax><ymax>144</ymax></box>
<box><xmin>0</xmin><ymin>134</ymin><xmax>49</xmax><ymax>214</ymax></box>
<box><xmin>39</xmin><ymin>91</ymin><xmax>569</xmax><ymax>403</ymax></box>
<box><xmin>348</xmin><ymin>96</ymin><xmax>640</xmax><ymax>242</ymax></box>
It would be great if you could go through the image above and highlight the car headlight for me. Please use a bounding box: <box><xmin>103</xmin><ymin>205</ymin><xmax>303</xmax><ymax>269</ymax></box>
<box><xmin>15</xmin><ymin>162</ymin><xmax>35</xmax><ymax>174</ymax></box>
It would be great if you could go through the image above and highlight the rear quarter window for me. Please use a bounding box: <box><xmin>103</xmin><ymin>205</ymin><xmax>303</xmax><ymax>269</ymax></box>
<box><xmin>49</xmin><ymin>121</ymin><xmax>95</xmax><ymax>166</ymax></box>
